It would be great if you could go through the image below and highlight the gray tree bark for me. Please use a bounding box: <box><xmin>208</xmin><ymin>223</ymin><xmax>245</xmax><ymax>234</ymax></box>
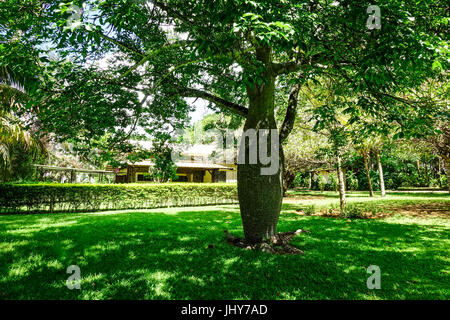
<box><xmin>308</xmin><ymin>171</ymin><xmax>312</xmax><ymax>190</ymax></box>
<box><xmin>336</xmin><ymin>155</ymin><xmax>346</xmax><ymax>213</ymax></box>
<box><xmin>363</xmin><ymin>151</ymin><xmax>374</xmax><ymax>197</ymax></box>
<box><xmin>375</xmin><ymin>150</ymin><xmax>386</xmax><ymax>197</ymax></box>
<box><xmin>237</xmin><ymin>46</ymin><xmax>283</xmax><ymax>244</ymax></box>
<box><xmin>417</xmin><ymin>160</ymin><xmax>421</xmax><ymax>179</ymax></box>
<box><xmin>445</xmin><ymin>159</ymin><xmax>450</xmax><ymax>194</ymax></box>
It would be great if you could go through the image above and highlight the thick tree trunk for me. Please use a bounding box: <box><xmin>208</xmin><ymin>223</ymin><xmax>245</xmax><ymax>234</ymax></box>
<box><xmin>363</xmin><ymin>151</ymin><xmax>374</xmax><ymax>197</ymax></box>
<box><xmin>336</xmin><ymin>155</ymin><xmax>346</xmax><ymax>213</ymax></box>
<box><xmin>375</xmin><ymin>150</ymin><xmax>386</xmax><ymax>197</ymax></box>
<box><xmin>237</xmin><ymin>46</ymin><xmax>283</xmax><ymax>244</ymax></box>
<box><xmin>237</xmin><ymin>108</ymin><xmax>282</xmax><ymax>244</ymax></box>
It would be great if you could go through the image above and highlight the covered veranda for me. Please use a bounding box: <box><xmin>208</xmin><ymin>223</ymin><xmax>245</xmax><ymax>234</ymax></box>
<box><xmin>32</xmin><ymin>164</ymin><xmax>116</xmax><ymax>184</ymax></box>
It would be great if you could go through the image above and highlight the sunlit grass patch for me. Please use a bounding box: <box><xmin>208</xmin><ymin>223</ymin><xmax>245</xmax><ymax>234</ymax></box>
<box><xmin>0</xmin><ymin>192</ymin><xmax>448</xmax><ymax>300</ymax></box>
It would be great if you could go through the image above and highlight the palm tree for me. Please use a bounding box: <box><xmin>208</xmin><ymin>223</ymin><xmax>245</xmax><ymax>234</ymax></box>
<box><xmin>0</xmin><ymin>65</ymin><xmax>45</xmax><ymax>181</ymax></box>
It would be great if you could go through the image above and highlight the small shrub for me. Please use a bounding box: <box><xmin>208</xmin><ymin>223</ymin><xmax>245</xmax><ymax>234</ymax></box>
<box><xmin>328</xmin><ymin>173</ymin><xmax>338</xmax><ymax>192</ymax></box>
<box><xmin>293</xmin><ymin>172</ymin><xmax>304</xmax><ymax>188</ymax></box>
<box><xmin>429</xmin><ymin>178</ymin><xmax>439</xmax><ymax>188</ymax></box>
<box><xmin>386</xmin><ymin>178</ymin><xmax>395</xmax><ymax>190</ymax></box>
<box><xmin>441</xmin><ymin>175</ymin><xmax>448</xmax><ymax>189</ymax></box>
<box><xmin>304</xmin><ymin>205</ymin><xmax>316</xmax><ymax>216</ymax></box>
<box><xmin>341</xmin><ymin>204</ymin><xmax>364</xmax><ymax>219</ymax></box>
<box><xmin>317</xmin><ymin>174</ymin><xmax>327</xmax><ymax>192</ymax></box>
<box><xmin>346</xmin><ymin>171</ymin><xmax>359</xmax><ymax>191</ymax></box>
<box><xmin>327</xmin><ymin>203</ymin><xmax>338</xmax><ymax>215</ymax></box>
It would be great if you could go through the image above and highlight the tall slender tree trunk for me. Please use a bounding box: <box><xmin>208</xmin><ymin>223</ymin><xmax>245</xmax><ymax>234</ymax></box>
<box><xmin>375</xmin><ymin>150</ymin><xmax>386</xmax><ymax>197</ymax></box>
<box><xmin>237</xmin><ymin>46</ymin><xmax>282</xmax><ymax>244</ymax></box>
<box><xmin>444</xmin><ymin>159</ymin><xmax>450</xmax><ymax>194</ymax></box>
<box><xmin>336</xmin><ymin>155</ymin><xmax>346</xmax><ymax>213</ymax></box>
<box><xmin>417</xmin><ymin>160</ymin><xmax>421</xmax><ymax>179</ymax></box>
<box><xmin>281</xmin><ymin>145</ymin><xmax>290</xmax><ymax>197</ymax></box>
<box><xmin>363</xmin><ymin>151</ymin><xmax>374</xmax><ymax>197</ymax></box>
<box><xmin>308</xmin><ymin>171</ymin><xmax>312</xmax><ymax>190</ymax></box>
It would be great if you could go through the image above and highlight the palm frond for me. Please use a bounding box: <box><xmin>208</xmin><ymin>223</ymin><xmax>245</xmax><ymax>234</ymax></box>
<box><xmin>0</xmin><ymin>142</ymin><xmax>10</xmax><ymax>164</ymax></box>
<box><xmin>0</xmin><ymin>83</ymin><xmax>28</xmax><ymax>111</ymax></box>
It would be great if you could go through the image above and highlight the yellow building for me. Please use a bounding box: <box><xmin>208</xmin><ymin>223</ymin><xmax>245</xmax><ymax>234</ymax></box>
<box><xmin>112</xmin><ymin>159</ymin><xmax>236</xmax><ymax>183</ymax></box>
<box><xmin>109</xmin><ymin>143</ymin><xmax>238</xmax><ymax>183</ymax></box>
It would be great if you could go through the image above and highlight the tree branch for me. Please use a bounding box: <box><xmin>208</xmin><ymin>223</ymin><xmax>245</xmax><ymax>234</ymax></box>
<box><xmin>93</xmin><ymin>30</ymin><xmax>144</xmax><ymax>56</ymax></box>
<box><xmin>153</xmin><ymin>1</ymin><xmax>210</xmax><ymax>39</ymax></box>
<box><xmin>178</xmin><ymin>87</ymin><xmax>248</xmax><ymax>117</ymax></box>
<box><xmin>273</xmin><ymin>53</ymin><xmax>322</xmax><ymax>76</ymax></box>
<box><xmin>273</xmin><ymin>61</ymin><xmax>301</xmax><ymax>76</ymax></box>
<box><xmin>120</xmin><ymin>40</ymin><xmax>189</xmax><ymax>79</ymax></box>
<box><xmin>279</xmin><ymin>83</ymin><xmax>300</xmax><ymax>143</ymax></box>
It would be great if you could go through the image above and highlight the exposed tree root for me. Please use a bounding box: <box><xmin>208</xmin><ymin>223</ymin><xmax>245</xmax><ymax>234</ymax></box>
<box><xmin>224</xmin><ymin>229</ymin><xmax>310</xmax><ymax>255</ymax></box>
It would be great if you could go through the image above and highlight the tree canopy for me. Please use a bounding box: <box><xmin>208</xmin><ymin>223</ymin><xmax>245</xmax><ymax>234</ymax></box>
<box><xmin>1</xmin><ymin>0</ymin><xmax>448</xmax><ymax>243</ymax></box>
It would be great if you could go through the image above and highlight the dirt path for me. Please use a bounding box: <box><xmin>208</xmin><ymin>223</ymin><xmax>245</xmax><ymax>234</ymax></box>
<box><xmin>299</xmin><ymin>202</ymin><xmax>450</xmax><ymax>219</ymax></box>
<box><xmin>382</xmin><ymin>202</ymin><xmax>450</xmax><ymax>219</ymax></box>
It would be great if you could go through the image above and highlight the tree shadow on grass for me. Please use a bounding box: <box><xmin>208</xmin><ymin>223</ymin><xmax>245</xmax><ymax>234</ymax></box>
<box><xmin>0</xmin><ymin>209</ymin><xmax>448</xmax><ymax>300</ymax></box>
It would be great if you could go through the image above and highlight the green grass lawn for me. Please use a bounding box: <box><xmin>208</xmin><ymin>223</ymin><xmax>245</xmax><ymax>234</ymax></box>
<box><xmin>0</xmin><ymin>191</ymin><xmax>448</xmax><ymax>300</ymax></box>
<box><xmin>285</xmin><ymin>189</ymin><xmax>450</xmax><ymax>206</ymax></box>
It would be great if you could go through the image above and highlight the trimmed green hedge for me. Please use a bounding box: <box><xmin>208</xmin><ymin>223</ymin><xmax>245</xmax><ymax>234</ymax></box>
<box><xmin>0</xmin><ymin>183</ymin><xmax>238</xmax><ymax>214</ymax></box>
